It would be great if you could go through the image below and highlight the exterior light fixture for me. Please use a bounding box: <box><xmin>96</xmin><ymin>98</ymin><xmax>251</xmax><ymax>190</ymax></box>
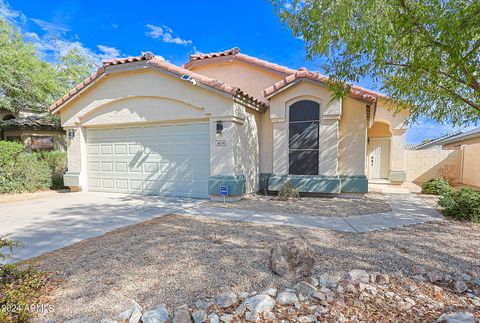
<box><xmin>216</xmin><ymin>121</ymin><xmax>223</xmax><ymax>135</ymax></box>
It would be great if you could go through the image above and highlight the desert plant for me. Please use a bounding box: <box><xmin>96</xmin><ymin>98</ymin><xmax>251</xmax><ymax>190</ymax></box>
<box><xmin>278</xmin><ymin>180</ymin><xmax>300</xmax><ymax>201</ymax></box>
<box><xmin>421</xmin><ymin>178</ymin><xmax>453</xmax><ymax>195</ymax></box>
<box><xmin>439</xmin><ymin>188</ymin><xmax>480</xmax><ymax>222</ymax></box>
<box><xmin>0</xmin><ymin>236</ymin><xmax>50</xmax><ymax>322</ymax></box>
<box><xmin>36</xmin><ymin>150</ymin><xmax>67</xmax><ymax>189</ymax></box>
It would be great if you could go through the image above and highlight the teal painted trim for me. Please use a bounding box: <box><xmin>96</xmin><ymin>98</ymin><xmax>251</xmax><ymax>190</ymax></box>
<box><xmin>63</xmin><ymin>172</ymin><xmax>80</xmax><ymax>187</ymax></box>
<box><xmin>208</xmin><ymin>175</ymin><xmax>246</xmax><ymax>196</ymax></box>
<box><xmin>340</xmin><ymin>175</ymin><xmax>368</xmax><ymax>193</ymax></box>
<box><xmin>388</xmin><ymin>171</ymin><xmax>406</xmax><ymax>182</ymax></box>
<box><xmin>268</xmin><ymin>175</ymin><xmax>342</xmax><ymax>194</ymax></box>
<box><xmin>259</xmin><ymin>173</ymin><xmax>273</xmax><ymax>191</ymax></box>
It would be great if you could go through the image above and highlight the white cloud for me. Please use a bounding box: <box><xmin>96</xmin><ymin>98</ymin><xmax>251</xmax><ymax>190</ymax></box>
<box><xmin>112</xmin><ymin>23</ymin><xmax>119</xmax><ymax>29</ymax></box>
<box><xmin>145</xmin><ymin>24</ymin><xmax>192</xmax><ymax>46</ymax></box>
<box><xmin>0</xmin><ymin>0</ymin><xmax>26</xmax><ymax>21</ymax></box>
<box><xmin>31</xmin><ymin>18</ymin><xmax>70</xmax><ymax>33</ymax></box>
<box><xmin>96</xmin><ymin>45</ymin><xmax>121</xmax><ymax>60</ymax></box>
<box><xmin>24</xmin><ymin>31</ymin><xmax>40</xmax><ymax>41</ymax></box>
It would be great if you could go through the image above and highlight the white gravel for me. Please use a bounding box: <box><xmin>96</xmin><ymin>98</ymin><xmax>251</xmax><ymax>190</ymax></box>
<box><xmin>27</xmin><ymin>214</ymin><xmax>480</xmax><ymax>322</ymax></box>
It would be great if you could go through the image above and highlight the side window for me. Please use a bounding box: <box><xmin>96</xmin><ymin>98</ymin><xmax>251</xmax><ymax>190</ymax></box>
<box><xmin>288</xmin><ymin>100</ymin><xmax>320</xmax><ymax>175</ymax></box>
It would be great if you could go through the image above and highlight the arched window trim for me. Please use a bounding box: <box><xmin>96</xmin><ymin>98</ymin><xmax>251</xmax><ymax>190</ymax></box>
<box><xmin>288</xmin><ymin>100</ymin><xmax>320</xmax><ymax>175</ymax></box>
<box><xmin>2</xmin><ymin>114</ymin><xmax>16</xmax><ymax>121</ymax></box>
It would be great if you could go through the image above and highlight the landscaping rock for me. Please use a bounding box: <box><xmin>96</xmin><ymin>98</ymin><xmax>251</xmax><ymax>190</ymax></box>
<box><xmin>428</xmin><ymin>271</ymin><xmax>443</xmax><ymax>283</ymax></box>
<box><xmin>454</xmin><ymin>280</ymin><xmax>468</xmax><ymax>294</ymax></box>
<box><xmin>116</xmin><ymin>300</ymin><xmax>143</xmax><ymax>322</ymax></box>
<box><xmin>244</xmin><ymin>294</ymin><xmax>276</xmax><ymax>321</ymax></box>
<box><xmin>99</xmin><ymin>319</ymin><xmax>117</xmax><ymax>323</ymax></box>
<box><xmin>141</xmin><ymin>304</ymin><xmax>169</xmax><ymax>323</ymax></box>
<box><xmin>436</xmin><ymin>312</ymin><xmax>476</xmax><ymax>323</ymax></box>
<box><xmin>208</xmin><ymin>313</ymin><xmax>220</xmax><ymax>323</ymax></box>
<box><xmin>269</xmin><ymin>236</ymin><xmax>315</xmax><ymax>280</ymax></box>
<box><xmin>318</xmin><ymin>273</ymin><xmax>341</xmax><ymax>288</ymax></box>
<box><xmin>216</xmin><ymin>291</ymin><xmax>237</xmax><ymax>308</ymax></box>
<box><xmin>129</xmin><ymin>308</ymin><xmax>142</xmax><ymax>323</ymax></box>
<box><xmin>219</xmin><ymin>314</ymin><xmax>233</xmax><ymax>323</ymax></box>
<box><xmin>304</xmin><ymin>275</ymin><xmax>319</xmax><ymax>287</ymax></box>
<box><xmin>276</xmin><ymin>291</ymin><xmax>299</xmax><ymax>305</ymax></box>
<box><xmin>262</xmin><ymin>287</ymin><xmax>277</xmax><ymax>297</ymax></box>
<box><xmin>173</xmin><ymin>305</ymin><xmax>192</xmax><ymax>323</ymax></box>
<box><xmin>192</xmin><ymin>309</ymin><xmax>207</xmax><ymax>323</ymax></box>
<box><xmin>294</xmin><ymin>281</ymin><xmax>318</xmax><ymax>297</ymax></box>
<box><xmin>345</xmin><ymin>269</ymin><xmax>370</xmax><ymax>283</ymax></box>
<box><xmin>195</xmin><ymin>299</ymin><xmax>212</xmax><ymax>310</ymax></box>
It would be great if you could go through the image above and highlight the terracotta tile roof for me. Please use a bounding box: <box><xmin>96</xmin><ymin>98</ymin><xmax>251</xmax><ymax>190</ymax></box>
<box><xmin>49</xmin><ymin>52</ymin><xmax>267</xmax><ymax>113</ymax></box>
<box><xmin>185</xmin><ymin>47</ymin><xmax>297</xmax><ymax>75</ymax></box>
<box><xmin>186</xmin><ymin>48</ymin><xmax>384</xmax><ymax>103</ymax></box>
<box><xmin>262</xmin><ymin>68</ymin><xmax>379</xmax><ymax>103</ymax></box>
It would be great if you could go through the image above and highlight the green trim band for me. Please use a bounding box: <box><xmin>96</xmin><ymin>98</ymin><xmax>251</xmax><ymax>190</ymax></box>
<box><xmin>208</xmin><ymin>175</ymin><xmax>246</xmax><ymax>196</ymax></box>
<box><xmin>388</xmin><ymin>170</ymin><xmax>406</xmax><ymax>182</ymax></box>
<box><xmin>267</xmin><ymin>175</ymin><xmax>342</xmax><ymax>194</ymax></box>
<box><xmin>340</xmin><ymin>175</ymin><xmax>368</xmax><ymax>193</ymax></box>
<box><xmin>263</xmin><ymin>174</ymin><xmax>368</xmax><ymax>194</ymax></box>
<box><xmin>64</xmin><ymin>172</ymin><xmax>80</xmax><ymax>187</ymax></box>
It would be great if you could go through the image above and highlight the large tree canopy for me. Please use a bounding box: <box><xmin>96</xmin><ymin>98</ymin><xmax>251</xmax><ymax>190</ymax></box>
<box><xmin>0</xmin><ymin>18</ymin><xmax>95</xmax><ymax>114</ymax></box>
<box><xmin>273</xmin><ymin>0</ymin><xmax>480</xmax><ymax>125</ymax></box>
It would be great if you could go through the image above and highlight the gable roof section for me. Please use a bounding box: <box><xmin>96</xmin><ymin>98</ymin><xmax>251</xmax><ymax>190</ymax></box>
<box><xmin>49</xmin><ymin>52</ymin><xmax>267</xmax><ymax>114</ymax></box>
<box><xmin>440</xmin><ymin>127</ymin><xmax>480</xmax><ymax>146</ymax></box>
<box><xmin>185</xmin><ymin>48</ymin><xmax>384</xmax><ymax>104</ymax></box>
<box><xmin>262</xmin><ymin>68</ymin><xmax>379</xmax><ymax>103</ymax></box>
<box><xmin>408</xmin><ymin>131</ymin><xmax>462</xmax><ymax>150</ymax></box>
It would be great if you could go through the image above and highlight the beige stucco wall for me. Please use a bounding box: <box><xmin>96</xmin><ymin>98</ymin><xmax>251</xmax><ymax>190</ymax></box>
<box><xmin>339</xmin><ymin>97</ymin><xmax>367</xmax><ymax>176</ymax></box>
<box><xmin>57</xmin><ymin>65</ymin><xmax>260</xmax><ymax>193</ymax></box>
<box><xmin>269</xmin><ymin>81</ymin><xmax>342</xmax><ymax>176</ymax></box>
<box><xmin>189</xmin><ymin>60</ymin><xmax>283</xmax><ymax>175</ymax></box>
<box><xmin>0</xmin><ymin>110</ymin><xmax>16</xmax><ymax>120</ymax></box>
<box><xmin>461</xmin><ymin>143</ymin><xmax>480</xmax><ymax>187</ymax></box>
<box><xmin>405</xmin><ymin>149</ymin><xmax>461</xmax><ymax>184</ymax></box>
<box><xmin>2</xmin><ymin>129</ymin><xmax>66</xmax><ymax>151</ymax></box>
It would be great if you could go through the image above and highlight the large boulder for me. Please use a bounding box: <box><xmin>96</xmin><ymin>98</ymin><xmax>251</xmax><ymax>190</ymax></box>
<box><xmin>270</xmin><ymin>237</ymin><xmax>316</xmax><ymax>280</ymax></box>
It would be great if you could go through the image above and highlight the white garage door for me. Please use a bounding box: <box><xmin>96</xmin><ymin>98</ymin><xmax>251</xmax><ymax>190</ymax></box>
<box><xmin>86</xmin><ymin>123</ymin><xmax>210</xmax><ymax>198</ymax></box>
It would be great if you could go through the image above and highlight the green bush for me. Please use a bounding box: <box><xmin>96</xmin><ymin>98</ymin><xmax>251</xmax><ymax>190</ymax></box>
<box><xmin>36</xmin><ymin>151</ymin><xmax>67</xmax><ymax>189</ymax></box>
<box><xmin>439</xmin><ymin>188</ymin><xmax>480</xmax><ymax>222</ymax></box>
<box><xmin>0</xmin><ymin>141</ymin><xmax>24</xmax><ymax>168</ymax></box>
<box><xmin>278</xmin><ymin>180</ymin><xmax>300</xmax><ymax>201</ymax></box>
<box><xmin>421</xmin><ymin>178</ymin><xmax>453</xmax><ymax>195</ymax></box>
<box><xmin>0</xmin><ymin>141</ymin><xmax>52</xmax><ymax>193</ymax></box>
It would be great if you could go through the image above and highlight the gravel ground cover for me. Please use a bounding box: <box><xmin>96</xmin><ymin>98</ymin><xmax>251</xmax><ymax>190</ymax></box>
<box><xmin>27</xmin><ymin>214</ymin><xmax>479</xmax><ymax>321</ymax></box>
<box><xmin>0</xmin><ymin>189</ymin><xmax>69</xmax><ymax>205</ymax></box>
<box><xmin>208</xmin><ymin>192</ymin><xmax>391</xmax><ymax>217</ymax></box>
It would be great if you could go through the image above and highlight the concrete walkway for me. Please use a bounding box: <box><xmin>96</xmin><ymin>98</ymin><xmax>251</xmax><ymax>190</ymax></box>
<box><xmin>178</xmin><ymin>186</ymin><xmax>443</xmax><ymax>233</ymax></box>
<box><xmin>0</xmin><ymin>192</ymin><xmax>203</xmax><ymax>263</ymax></box>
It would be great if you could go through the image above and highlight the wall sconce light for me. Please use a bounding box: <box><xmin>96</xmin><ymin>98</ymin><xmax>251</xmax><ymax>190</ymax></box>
<box><xmin>67</xmin><ymin>128</ymin><xmax>76</xmax><ymax>140</ymax></box>
<box><xmin>216</xmin><ymin>121</ymin><xmax>223</xmax><ymax>135</ymax></box>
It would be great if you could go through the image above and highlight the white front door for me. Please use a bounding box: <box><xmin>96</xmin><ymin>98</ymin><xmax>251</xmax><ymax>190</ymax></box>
<box><xmin>369</xmin><ymin>138</ymin><xmax>390</xmax><ymax>179</ymax></box>
<box><xmin>86</xmin><ymin>123</ymin><xmax>210</xmax><ymax>198</ymax></box>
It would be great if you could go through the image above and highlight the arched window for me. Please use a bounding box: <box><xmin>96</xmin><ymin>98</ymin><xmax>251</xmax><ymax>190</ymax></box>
<box><xmin>288</xmin><ymin>100</ymin><xmax>320</xmax><ymax>175</ymax></box>
<box><xmin>2</xmin><ymin>114</ymin><xmax>15</xmax><ymax>121</ymax></box>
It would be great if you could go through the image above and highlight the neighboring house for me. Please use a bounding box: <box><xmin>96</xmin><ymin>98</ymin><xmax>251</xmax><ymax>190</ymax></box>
<box><xmin>406</xmin><ymin>132</ymin><xmax>463</xmax><ymax>150</ymax></box>
<box><xmin>49</xmin><ymin>48</ymin><xmax>408</xmax><ymax>199</ymax></box>
<box><xmin>0</xmin><ymin>109</ymin><xmax>66</xmax><ymax>151</ymax></box>
<box><xmin>407</xmin><ymin>127</ymin><xmax>480</xmax><ymax>151</ymax></box>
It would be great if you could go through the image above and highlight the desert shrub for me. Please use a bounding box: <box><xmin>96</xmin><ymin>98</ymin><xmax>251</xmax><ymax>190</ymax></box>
<box><xmin>36</xmin><ymin>151</ymin><xmax>67</xmax><ymax>189</ymax></box>
<box><xmin>278</xmin><ymin>180</ymin><xmax>300</xmax><ymax>201</ymax></box>
<box><xmin>0</xmin><ymin>236</ymin><xmax>50</xmax><ymax>322</ymax></box>
<box><xmin>439</xmin><ymin>188</ymin><xmax>480</xmax><ymax>222</ymax></box>
<box><xmin>421</xmin><ymin>178</ymin><xmax>453</xmax><ymax>195</ymax></box>
<box><xmin>0</xmin><ymin>142</ymin><xmax>52</xmax><ymax>193</ymax></box>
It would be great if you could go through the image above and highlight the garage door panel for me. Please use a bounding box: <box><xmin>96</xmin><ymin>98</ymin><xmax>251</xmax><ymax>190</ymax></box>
<box><xmin>87</xmin><ymin>123</ymin><xmax>209</xmax><ymax>198</ymax></box>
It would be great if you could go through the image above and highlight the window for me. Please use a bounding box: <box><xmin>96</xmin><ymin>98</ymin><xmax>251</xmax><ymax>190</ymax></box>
<box><xmin>289</xmin><ymin>100</ymin><xmax>320</xmax><ymax>175</ymax></box>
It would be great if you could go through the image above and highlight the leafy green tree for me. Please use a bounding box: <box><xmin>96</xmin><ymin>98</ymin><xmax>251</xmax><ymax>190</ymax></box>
<box><xmin>273</xmin><ymin>0</ymin><xmax>480</xmax><ymax>125</ymax></box>
<box><xmin>0</xmin><ymin>18</ymin><xmax>95</xmax><ymax>114</ymax></box>
<box><xmin>0</xmin><ymin>18</ymin><xmax>59</xmax><ymax>114</ymax></box>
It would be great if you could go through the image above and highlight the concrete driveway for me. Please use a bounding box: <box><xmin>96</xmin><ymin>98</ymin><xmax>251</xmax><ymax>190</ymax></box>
<box><xmin>0</xmin><ymin>192</ymin><xmax>205</xmax><ymax>263</ymax></box>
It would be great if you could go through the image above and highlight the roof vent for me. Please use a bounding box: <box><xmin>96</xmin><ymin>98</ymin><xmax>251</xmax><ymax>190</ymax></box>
<box><xmin>144</xmin><ymin>51</ymin><xmax>154</xmax><ymax>60</ymax></box>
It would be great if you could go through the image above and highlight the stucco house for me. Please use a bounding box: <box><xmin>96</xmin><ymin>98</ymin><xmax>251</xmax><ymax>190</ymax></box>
<box><xmin>49</xmin><ymin>48</ymin><xmax>408</xmax><ymax>199</ymax></box>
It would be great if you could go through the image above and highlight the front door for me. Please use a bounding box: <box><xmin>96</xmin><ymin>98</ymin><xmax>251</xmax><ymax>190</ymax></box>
<box><xmin>369</xmin><ymin>138</ymin><xmax>390</xmax><ymax>179</ymax></box>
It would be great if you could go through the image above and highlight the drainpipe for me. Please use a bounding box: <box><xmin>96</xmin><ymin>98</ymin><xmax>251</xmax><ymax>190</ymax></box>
<box><xmin>263</xmin><ymin>175</ymin><xmax>270</xmax><ymax>196</ymax></box>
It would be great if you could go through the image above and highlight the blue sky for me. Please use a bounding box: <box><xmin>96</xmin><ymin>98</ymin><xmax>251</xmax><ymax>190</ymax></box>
<box><xmin>1</xmin><ymin>0</ymin><xmax>475</xmax><ymax>143</ymax></box>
